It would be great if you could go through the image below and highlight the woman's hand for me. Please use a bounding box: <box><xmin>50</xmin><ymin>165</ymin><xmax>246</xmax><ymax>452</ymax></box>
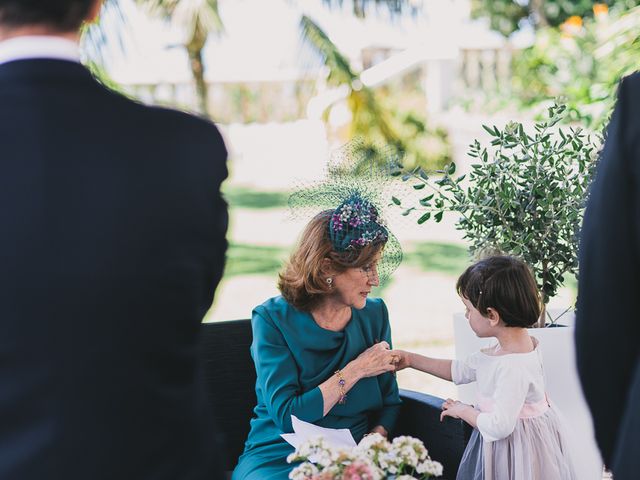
<box><xmin>350</xmin><ymin>341</ymin><xmax>397</xmax><ymax>379</ymax></box>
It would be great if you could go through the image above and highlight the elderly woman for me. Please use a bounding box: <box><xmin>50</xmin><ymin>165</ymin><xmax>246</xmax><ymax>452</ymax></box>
<box><xmin>232</xmin><ymin>194</ymin><xmax>402</xmax><ymax>480</ymax></box>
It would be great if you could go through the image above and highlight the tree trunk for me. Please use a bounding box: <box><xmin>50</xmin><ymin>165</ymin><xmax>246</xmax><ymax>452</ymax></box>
<box><xmin>186</xmin><ymin>22</ymin><xmax>209</xmax><ymax>118</ymax></box>
<box><xmin>537</xmin><ymin>303</ymin><xmax>547</xmax><ymax>328</ymax></box>
<box><xmin>530</xmin><ymin>0</ymin><xmax>548</xmax><ymax>28</ymax></box>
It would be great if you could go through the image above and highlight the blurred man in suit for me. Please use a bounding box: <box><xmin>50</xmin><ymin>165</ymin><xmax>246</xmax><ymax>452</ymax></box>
<box><xmin>577</xmin><ymin>72</ymin><xmax>640</xmax><ymax>480</ymax></box>
<box><xmin>0</xmin><ymin>1</ymin><xmax>228</xmax><ymax>478</ymax></box>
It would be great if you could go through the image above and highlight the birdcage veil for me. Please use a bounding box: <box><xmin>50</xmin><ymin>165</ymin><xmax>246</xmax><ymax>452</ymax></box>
<box><xmin>288</xmin><ymin>139</ymin><xmax>406</xmax><ymax>284</ymax></box>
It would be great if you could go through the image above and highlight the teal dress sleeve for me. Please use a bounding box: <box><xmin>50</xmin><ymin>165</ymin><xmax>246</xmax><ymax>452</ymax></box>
<box><xmin>371</xmin><ymin>300</ymin><xmax>402</xmax><ymax>433</ymax></box>
<box><xmin>251</xmin><ymin>309</ymin><xmax>324</xmax><ymax>433</ymax></box>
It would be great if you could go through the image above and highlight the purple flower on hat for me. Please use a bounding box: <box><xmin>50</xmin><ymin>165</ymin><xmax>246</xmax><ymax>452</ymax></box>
<box><xmin>349</xmin><ymin>217</ymin><xmax>362</xmax><ymax>227</ymax></box>
<box><xmin>331</xmin><ymin>213</ymin><xmax>344</xmax><ymax>231</ymax></box>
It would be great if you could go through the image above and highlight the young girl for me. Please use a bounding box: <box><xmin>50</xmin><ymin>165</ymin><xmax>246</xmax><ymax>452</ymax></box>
<box><xmin>394</xmin><ymin>256</ymin><xmax>576</xmax><ymax>480</ymax></box>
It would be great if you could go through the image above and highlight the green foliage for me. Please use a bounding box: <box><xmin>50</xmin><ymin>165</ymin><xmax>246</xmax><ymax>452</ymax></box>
<box><xmin>300</xmin><ymin>15</ymin><xmax>359</xmax><ymax>86</ymax></box>
<box><xmin>398</xmin><ymin>104</ymin><xmax>599</xmax><ymax>309</ymax></box>
<box><xmin>471</xmin><ymin>0</ymin><xmax>528</xmax><ymax>37</ymax></box>
<box><xmin>85</xmin><ymin>61</ymin><xmax>132</xmax><ymax>98</ymax></box>
<box><xmin>404</xmin><ymin>242</ymin><xmax>470</xmax><ymax>276</ymax></box>
<box><xmin>321</xmin><ymin>0</ymin><xmax>416</xmax><ymax>18</ymax></box>
<box><xmin>224</xmin><ymin>243</ymin><xmax>289</xmax><ymax>277</ymax></box>
<box><xmin>300</xmin><ymin>15</ymin><xmax>451</xmax><ymax>172</ymax></box>
<box><xmin>222</xmin><ymin>186</ymin><xmax>289</xmax><ymax>210</ymax></box>
<box><xmin>462</xmin><ymin>5</ymin><xmax>640</xmax><ymax>133</ymax></box>
<box><xmin>472</xmin><ymin>0</ymin><xmax>640</xmax><ymax>36</ymax></box>
<box><xmin>135</xmin><ymin>0</ymin><xmax>224</xmax><ymax>116</ymax></box>
<box><xmin>511</xmin><ymin>7</ymin><xmax>640</xmax><ymax>130</ymax></box>
<box><xmin>376</xmin><ymin>86</ymin><xmax>452</xmax><ymax>171</ymax></box>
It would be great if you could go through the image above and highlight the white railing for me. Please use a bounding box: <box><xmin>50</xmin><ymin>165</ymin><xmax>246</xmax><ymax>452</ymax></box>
<box><xmin>305</xmin><ymin>39</ymin><xmax>516</xmax><ymax>118</ymax></box>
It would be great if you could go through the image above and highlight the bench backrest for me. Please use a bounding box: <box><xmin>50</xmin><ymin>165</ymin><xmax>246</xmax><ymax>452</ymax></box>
<box><xmin>202</xmin><ymin>319</ymin><xmax>257</xmax><ymax>470</ymax></box>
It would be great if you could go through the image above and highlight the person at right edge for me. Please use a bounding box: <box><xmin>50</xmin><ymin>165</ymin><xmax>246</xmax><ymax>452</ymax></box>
<box><xmin>0</xmin><ymin>1</ymin><xmax>228</xmax><ymax>478</ymax></box>
<box><xmin>576</xmin><ymin>72</ymin><xmax>640</xmax><ymax>480</ymax></box>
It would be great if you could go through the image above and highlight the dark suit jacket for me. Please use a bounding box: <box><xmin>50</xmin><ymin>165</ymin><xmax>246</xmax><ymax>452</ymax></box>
<box><xmin>577</xmin><ymin>72</ymin><xmax>640</xmax><ymax>479</ymax></box>
<box><xmin>0</xmin><ymin>59</ymin><xmax>228</xmax><ymax>479</ymax></box>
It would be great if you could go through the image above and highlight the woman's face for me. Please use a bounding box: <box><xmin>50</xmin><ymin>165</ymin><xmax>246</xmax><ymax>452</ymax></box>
<box><xmin>332</xmin><ymin>258</ymin><xmax>380</xmax><ymax>309</ymax></box>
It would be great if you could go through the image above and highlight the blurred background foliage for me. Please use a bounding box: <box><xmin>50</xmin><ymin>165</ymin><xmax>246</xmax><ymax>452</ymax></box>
<box><xmin>300</xmin><ymin>14</ymin><xmax>451</xmax><ymax>173</ymax></box>
<box><xmin>511</xmin><ymin>4</ymin><xmax>640</xmax><ymax>130</ymax></box>
<box><xmin>452</xmin><ymin>2</ymin><xmax>640</xmax><ymax>132</ymax></box>
<box><xmin>471</xmin><ymin>0</ymin><xmax>640</xmax><ymax>36</ymax></box>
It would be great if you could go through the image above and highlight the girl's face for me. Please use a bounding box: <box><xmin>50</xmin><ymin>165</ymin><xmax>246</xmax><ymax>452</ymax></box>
<box><xmin>332</xmin><ymin>259</ymin><xmax>380</xmax><ymax>310</ymax></box>
<box><xmin>461</xmin><ymin>296</ymin><xmax>496</xmax><ymax>337</ymax></box>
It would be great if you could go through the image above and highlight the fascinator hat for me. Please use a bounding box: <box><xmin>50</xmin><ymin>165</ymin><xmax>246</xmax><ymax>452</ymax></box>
<box><xmin>288</xmin><ymin>140</ymin><xmax>404</xmax><ymax>284</ymax></box>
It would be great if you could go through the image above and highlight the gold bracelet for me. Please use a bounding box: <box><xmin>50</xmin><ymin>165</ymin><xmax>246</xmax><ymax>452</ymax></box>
<box><xmin>335</xmin><ymin>369</ymin><xmax>347</xmax><ymax>405</ymax></box>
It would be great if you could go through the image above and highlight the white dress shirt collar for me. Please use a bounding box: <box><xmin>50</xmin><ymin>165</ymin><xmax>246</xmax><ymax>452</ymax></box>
<box><xmin>0</xmin><ymin>35</ymin><xmax>80</xmax><ymax>66</ymax></box>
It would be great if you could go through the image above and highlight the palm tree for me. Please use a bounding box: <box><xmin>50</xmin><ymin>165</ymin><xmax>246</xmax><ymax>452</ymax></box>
<box><xmin>299</xmin><ymin>14</ymin><xmax>450</xmax><ymax>171</ymax></box>
<box><xmin>300</xmin><ymin>15</ymin><xmax>401</xmax><ymax>159</ymax></box>
<box><xmin>87</xmin><ymin>0</ymin><xmax>409</xmax><ymax>118</ymax></box>
<box><xmin>136</xmin><ymin>0</ymin><xmax>224</xmax><ymax>117</ymax></box>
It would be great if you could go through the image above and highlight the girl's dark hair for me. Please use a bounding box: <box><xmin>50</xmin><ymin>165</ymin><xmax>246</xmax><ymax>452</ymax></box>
<box><xmin>278</xmin><ymin>210</ymin><xmax>383</xmax><ymax>312</ymax></box>
<box><xmin>456</xmin><ymin>255</ymin><xmax>542</xmax><ymax>327</ymax></box>
<box><xmin>0</xmin><ymin>0</ymin><xmax>95</xmax><ymax>31</ymax></box>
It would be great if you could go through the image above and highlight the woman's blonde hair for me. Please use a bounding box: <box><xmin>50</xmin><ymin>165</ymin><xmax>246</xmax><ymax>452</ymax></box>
<box><xmin>278</xmin><ymin>210</ymin><xmax>383</xmax><ymax>311</ymax></box>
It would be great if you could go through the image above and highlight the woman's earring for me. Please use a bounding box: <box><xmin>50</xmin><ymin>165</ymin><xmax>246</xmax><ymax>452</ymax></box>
<box><xmin>326</xmin><ymin>277</ymin><xmax>333</xmax><ymax>288</ymax></box>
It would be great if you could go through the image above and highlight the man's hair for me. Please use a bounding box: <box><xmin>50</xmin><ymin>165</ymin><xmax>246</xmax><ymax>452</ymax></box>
<box><xmin>0</xmin><ymin>0</ymin><xmax>95</xmax><ymax>31</ymax></box>
<box><xmin>456</xmin><ymin>255</ymin><xmax>542</xmax><ymax>328</ymax></box>
<box><xmin>278</xmin><ymin>210</ymin><xmax>384</xmax><ymax>312</ymax></box>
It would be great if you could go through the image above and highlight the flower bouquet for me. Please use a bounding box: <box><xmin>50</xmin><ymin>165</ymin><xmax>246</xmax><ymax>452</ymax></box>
<box><xmin>287</xmin><ymin>433</ymin><xmax>443</xmax><ymax>480</ymax></box>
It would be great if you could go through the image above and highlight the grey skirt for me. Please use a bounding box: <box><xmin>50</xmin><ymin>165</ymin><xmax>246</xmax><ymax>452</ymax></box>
<box><xmin>456</xmin><ymin>407</ymin><xmax>577</xmax><ymax>480</ymax></box>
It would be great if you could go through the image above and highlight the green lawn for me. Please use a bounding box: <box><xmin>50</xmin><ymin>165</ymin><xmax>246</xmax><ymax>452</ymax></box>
<box><xmin>403</xmin><ymin>241</ymin><xmax>470</xmax><ymax>276</ymax></box>
<box><xmin>224</xmin><ymin>242</ymin><xmax>290</xmax><ymax>277</ymax></box>
<box><xmin>224</xmin><ymin>241</ymin><xmax>470</xmax><ymax>279</ymax></box>
<box><xmin>223</xmin><ymin>186</ymin><xmax>290</xmax><ymax>210</ymax></box>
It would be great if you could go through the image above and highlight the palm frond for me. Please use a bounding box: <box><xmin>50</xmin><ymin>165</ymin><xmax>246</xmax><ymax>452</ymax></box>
<box><xmin>298</xmin><ymin>15</ymin><xmax>403</xmax><ymax>167</ymax></box>
<box><xmin>81</xmin><ymin>0</ymin><xmax>129</xmax><ymax>66</ymax></box>
<box><xmin>299</xmin><ymin>15</ymin><xmax>357</xmax><ymax>86</ymax></box>
<box><xmin>321</xmin><ymin>0</ymin><xmax>417</xmax><ymax>18</ymax></box>
<box><xmin>137</xmin><ymin>0</ymin><xmax>223</xmax><ymax>38</ymax></box>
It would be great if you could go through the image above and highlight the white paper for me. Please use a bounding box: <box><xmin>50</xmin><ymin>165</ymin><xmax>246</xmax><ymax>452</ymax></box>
<box><xmin>280</xmin><ymin>433</ymin><xmax>301</xmax><ymax>449</ymax></box>
<box><xmin>280</xmin><ymin>415</ymin><xmax>357</xmax><ymax>450</ymax></box>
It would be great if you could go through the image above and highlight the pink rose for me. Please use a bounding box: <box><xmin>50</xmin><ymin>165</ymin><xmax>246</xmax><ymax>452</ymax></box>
<box><xmin>342</xmin><ymin>462</ymin><xmax>373</xmax><ymax>480</ymax></box>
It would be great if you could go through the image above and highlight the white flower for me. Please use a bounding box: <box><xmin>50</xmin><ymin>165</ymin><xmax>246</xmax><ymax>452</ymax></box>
<box><xmin>288</xmin><ymin>462</ymin><xmax>319</xmax><ymax>480</ymax></box>
<box><xmin>391</xmin><ymin>435</ymin><xmax>429</xmax><ymax>467</ymax></box>
<box><xmin>416</xmin><ymin>459</ymin><xmax>444</xmax><ymax>477</ymax></box>
<box><xmin>287</xmin><ymin>434</ymin><xmax>441</xmax><ymax>479</ymax></box>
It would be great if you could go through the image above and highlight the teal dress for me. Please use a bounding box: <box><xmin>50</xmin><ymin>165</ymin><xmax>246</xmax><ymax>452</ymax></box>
<box><xmin>232</xmin><ymin>296</ymin><xmax>401</xmax><ymax>480</ymax></box>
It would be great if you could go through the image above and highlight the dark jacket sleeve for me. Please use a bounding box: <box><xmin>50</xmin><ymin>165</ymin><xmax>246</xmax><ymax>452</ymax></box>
<box><xmin>207</xmin><ymin>124</ymin><xmax>229</xmax><ymax>306</ymax></box>
<box><xmin>576</xmin><ymin>72</ymin><xmax>640</xmax><ymax>467</ymax></box>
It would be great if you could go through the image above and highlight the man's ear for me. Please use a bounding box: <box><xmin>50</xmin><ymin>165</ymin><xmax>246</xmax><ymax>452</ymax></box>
<box><xmin>85</xmin><ymin>0</ymin><xmax>103</xmax><ymax>25</ymax></box>
<box><xmin>486</xmin><ymin>308</ymin><xmax>501</xmax><ymax>327</ymax></box>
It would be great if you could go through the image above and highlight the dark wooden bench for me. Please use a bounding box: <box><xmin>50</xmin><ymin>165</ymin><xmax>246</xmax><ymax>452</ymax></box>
<box><xmin>202</xmin><ymin>319</ymin><xmax>470</xmax><ymax>479</ymax></box>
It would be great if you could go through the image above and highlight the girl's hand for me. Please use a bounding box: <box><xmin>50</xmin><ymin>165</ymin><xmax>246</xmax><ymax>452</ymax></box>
<box><xmin>440</xmin><ymin>398</ymin><xmax>472</xmax><ymax>421</ymax></box>
<box><xmin>352</xmin><ymin>342</ymin><xmax>397</xmax><ymax>379</ymax></box>
<box><xmin>390</xmin><ymin>350</ymin><xmax>411</xmax><ymax>371</ymax></box>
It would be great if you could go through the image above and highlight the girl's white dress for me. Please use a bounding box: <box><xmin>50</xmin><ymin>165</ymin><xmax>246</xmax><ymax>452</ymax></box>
<box><xmin>452</xmin><ymin>338</ymin><xmax>577</xmax><ymax>480</ymax></box>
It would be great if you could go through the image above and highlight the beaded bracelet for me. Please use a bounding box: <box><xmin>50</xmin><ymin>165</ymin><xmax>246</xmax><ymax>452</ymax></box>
<box><xmin>335</xmin><ymin>369</ymin><xmax>347</xmax><ymax>405</ymax></box>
